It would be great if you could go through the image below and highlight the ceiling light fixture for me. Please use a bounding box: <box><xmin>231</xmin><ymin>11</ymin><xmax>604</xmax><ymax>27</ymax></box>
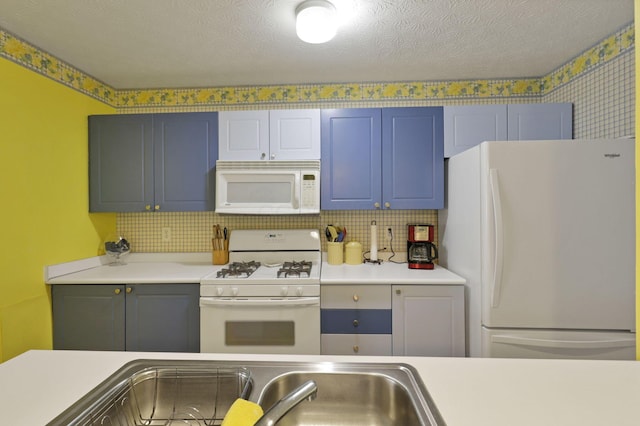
<box><xmin>295</xmin><ymin>0</ymin><xmax>338</xmax><ymax>44</ymax></box>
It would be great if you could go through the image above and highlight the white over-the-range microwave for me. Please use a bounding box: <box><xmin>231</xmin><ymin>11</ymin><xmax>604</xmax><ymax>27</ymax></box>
<box><xmin>215</xmin><ymin>160</ymin><xmax>320</xmax><ymax>214</ymax></box>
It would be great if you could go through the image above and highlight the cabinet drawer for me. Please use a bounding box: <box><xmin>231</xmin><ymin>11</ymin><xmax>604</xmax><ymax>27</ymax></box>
<box><xmin>321</xmin><ymin>334</ymin><xmax>392</xmax><ymax>355</ymax></box>
<box><xmin>321</xmin><ymin>309</ymin><xmax>391</xmax><ymax>334</ymax></box>
<box><xmin>321</xmin><ymin>285</ymin><xmax>390</xmax><ymax>309</ymax></box>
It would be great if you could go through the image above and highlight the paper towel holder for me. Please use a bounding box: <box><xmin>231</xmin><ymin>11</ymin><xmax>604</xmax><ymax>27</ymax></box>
<box><xmin>364</xmin><ymin>220</ymin><xmax>382</xmax><ymax>265</ymax></box>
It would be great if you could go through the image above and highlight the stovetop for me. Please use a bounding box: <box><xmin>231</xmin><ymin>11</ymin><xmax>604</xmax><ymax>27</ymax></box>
<box><xmin>203</xmin><ymin>259</ymin><xmax>320</xmax><ymax>283</ymax></box>
<box><xmin>200</xmin><ymin>229</ymin><xmax>321</xmax><ymax>296</ymax></box>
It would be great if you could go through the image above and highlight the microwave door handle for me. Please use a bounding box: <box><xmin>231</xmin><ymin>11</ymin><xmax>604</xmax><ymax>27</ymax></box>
<box><xmin>292</xmin><ymin>173</ymin><xmax>300</xmax><ymax>209</ymax></box>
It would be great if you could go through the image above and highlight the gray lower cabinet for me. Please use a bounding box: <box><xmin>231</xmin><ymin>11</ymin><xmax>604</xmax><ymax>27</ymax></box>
<box><xmin>52</xmin><ymin>284</ymin><xmax>200</xmax><ymax>352</ymax></box>
<box><xmin>321</xmin><ymin>284</ymin><xmax>465</xmax><ymax>356</ymax></box>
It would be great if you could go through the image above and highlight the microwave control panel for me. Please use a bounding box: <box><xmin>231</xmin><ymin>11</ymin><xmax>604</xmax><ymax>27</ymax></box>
<box><xmin>301</xmin><ymin>172</ymin><xmax>319</xmax><ymax>210</ymax></box>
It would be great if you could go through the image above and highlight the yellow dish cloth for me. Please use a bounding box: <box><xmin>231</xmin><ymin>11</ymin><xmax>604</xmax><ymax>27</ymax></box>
<box><xmin>221</xmin><ymin>398</ymin><xmax>264</xmax><ymax>426</ymax></box>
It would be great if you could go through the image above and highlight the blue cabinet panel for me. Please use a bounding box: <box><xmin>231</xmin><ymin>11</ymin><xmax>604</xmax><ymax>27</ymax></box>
<box><xmin>507</xmin><ymin>103</ymin><xmax>573</xmax><ymax>140</ymax></box>
<box><xmin>321</xmin><ymin>309</ymin><xmax>392</xmax><ymax>334</ymax></box>
<box><xmin>153</xmin><ymin>113</ymin><xmax>218</xmax><ymax>211</ymax></box>
<box><xmin>90</xmin><ymin>112</ymin><xmax>217</xmax><ymax>212</ymax></box>
<box><xmin>321</xmin><ymin>107</ymin><xmax>444</xmax><ymax>210</ymax></box>
<box><xmin>382</xmin><ymin>107</ymin><xmax>444</xmax><ymax>209</ymax></box>
<box><xmin>444</xmin><ymin>105</ymin><xmax>508</xmax><ymax>157</ymax></box>
<box><xmin>126</xmin><ymin>284</ymin><xmax>200</xmax><ymax>352</ymax></box>
<box><xmin>52</xmin><ymin>284</ymin><xmax>126</xmax><ymax>351</ymax></box>
<box><xmin>321</xmin><ymin>109</ymin><xmax>382</xmax><ymax>210</ymax></box>
<box><xmin>52</xmin><ymin>284</ymin><xmax>200</xmax><ymax>352</ymax></box>
<box><xmin>89</xmin><ymin>114</ymin><xmax>154</xmax><ymax>212</ymax></box>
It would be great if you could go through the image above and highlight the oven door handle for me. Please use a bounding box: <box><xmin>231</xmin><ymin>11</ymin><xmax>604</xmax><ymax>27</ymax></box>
<box><xmin>200</xmin><ymin>297</ymin><xmax>319</xmax><ymax>307</ymax></box>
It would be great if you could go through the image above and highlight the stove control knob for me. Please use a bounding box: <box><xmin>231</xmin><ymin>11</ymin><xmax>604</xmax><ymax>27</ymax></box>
<box><xmin>281</xmin><ymin>286</ymin><xmax>289</xmax><ymax>296</ymax></box>
<box><xmin>296</xmin><ymin>287</ymin><xmax>304</xmax><ymax>296</ymax></box>
<box><xmin>216</xmin><ymin>287</ymin><xmax>224</xmax><ymax>296</ymax></box>
<box><xmin>231</xmin><ymin>287</ymin><xmax>239</xmax><ymax>296</ymax></box>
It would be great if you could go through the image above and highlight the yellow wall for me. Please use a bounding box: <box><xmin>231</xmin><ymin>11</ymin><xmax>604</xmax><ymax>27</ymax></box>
<box><xmin>0</xmin><ymin>57</ymin><xmax>116</xmax><ymax>361</ymax></box>
<box><xmin>635</xmin><ymin>0</ymin><xmax>639</xmax><ymax>361</ymax></box>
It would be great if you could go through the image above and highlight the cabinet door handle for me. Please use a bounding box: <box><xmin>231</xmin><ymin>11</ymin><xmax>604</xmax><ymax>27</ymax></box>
<box><xmin>126</xmin><ymin>287</ymin><xmax>132</xmax><ymax>294</ymax></box>
<box><xmin>384</xmin><ymin>202</ymin><xmax>391</xmax><ymax>208</ymax></box>
<box><xmin>145</xmin><ymin>205</ymin><xmax>151</xmax><ymax>211</ymax></box>
<box><xmin>155</xmin><ymin>205</ymin><xmax>160</xmax><ymax>211</ymax></box>
<box><xmin>352</xmin><ymin>294</ymin><xmax>359</xmax><ymax>302</ymax></box>
<box><xmin>374</xmin><ymin>202</ymin><xmax>380</xmax><ymax>209</ymax></box>
<box><xmin>114</xmin><ymin>288</ymin><xmax>121</xmax><ymax>295</ymax></box>
<box><xmin>352</xmin><ymin>319</ymin><xmax>359</xmax><ymax>327</ymax></box>
<box><xmin>396</xmin><ymin>289</ymin><xmax>401</xmax><ymax>295</ymax></box>
<box><xmin>353</xmin><ymin>345</ymin><xmax>359</xmax><ymax>353</ymax></box>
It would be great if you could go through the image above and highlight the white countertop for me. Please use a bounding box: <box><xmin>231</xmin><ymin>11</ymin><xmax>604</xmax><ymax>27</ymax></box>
<box><xmin>320</xmin><ymin>261</ymin><xmax>466</xmax><ymax>284</ymax></box>
<box><xmin>46</xmin><ymin>254</ymin><xmax>465</xmax><ymax>285</ymax></box>
<box><xmin>1</xmin><ymin>350</ymin><xmax>638</xmax><ymax>425</ymax></box>
<box><xmin>46</xmin><ymin>253</ymin><xmax>218</xmax><ymax>284</ymax></box>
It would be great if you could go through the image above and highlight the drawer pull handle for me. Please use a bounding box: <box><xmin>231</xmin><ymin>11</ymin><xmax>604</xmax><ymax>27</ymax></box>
<box><xmin>353</xmin><ymin>319</ymin><xmax>359</xmax><ymax>327</ymax></box>
<box><xmin>353</xmin><ymin>345</ymin><xmax>359</xmax><ymax>353</ymax></box>
<box><xmin>126</xmin><ymin>287</ymin><xmax>132</xmax><ymax>294</ymax></box>
<box><xmin>353</xmin><ymin>294</ymin><xmax>359</xmax><ymax>302</ymax></box>
<box><xmin>114</xmin><ymin>288</ymin><xmax>121</xmax><ymax>295</ymax></box>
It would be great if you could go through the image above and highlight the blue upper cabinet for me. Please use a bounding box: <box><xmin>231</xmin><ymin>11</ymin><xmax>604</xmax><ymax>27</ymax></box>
<box><xmin>382</xmin><ymin>107</ymin><xmax>444</xmax><ymax>210</ymax></box>
<box><xmin>444</xmin><ymin>103</ymin><xmax>573</xmax><ymax>157</ymax></box>
<box><xmin>153</xmin><ymin>113</ymin><xmax>218</xmax><ymax>211</ymax></box>
<box><xmin>444</xmin><ymin>105</ymin><xmax>508</xmax><ymax>158</ymax></box>
<box><xmin>321</xmin><ymin>107</ymin><xmax>444</xmax><ymax>210</ymax></box>
<box><xmin>89</xmin><ymin>114</ymin><xmax>154</xmax><ymax>212</ymax></box>
<box><xmin>507</xmin><ymin>103</ymin><xmax>573</xmax><ymax>140</ymax></box>
<box><xmin>321</xmin><ymin>108</ymin><xmax>382</xmax><ymax>210</ymax></box>
<box><xmin>89</xmin><ymin>112</ymin><xmax>217</xmax><ymax>212</ymax></box>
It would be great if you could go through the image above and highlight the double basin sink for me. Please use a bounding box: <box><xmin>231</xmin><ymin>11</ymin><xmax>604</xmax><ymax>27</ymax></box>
<box><xmin>48</xmin><ymin>359</ymin><xmax>445</xmax><ymax>425</ymax></box>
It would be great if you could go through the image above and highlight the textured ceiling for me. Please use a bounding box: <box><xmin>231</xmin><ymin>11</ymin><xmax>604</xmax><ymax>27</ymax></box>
<box><xmin>0</xmin><ymin>0</ymin><xmax>634</xmax><ymax>89</ymax></box>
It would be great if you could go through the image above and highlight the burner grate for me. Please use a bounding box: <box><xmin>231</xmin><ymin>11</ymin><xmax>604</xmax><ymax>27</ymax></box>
<box><xmin>217</xmin><ymin>261</ymin><xmax>261</xmax><ymax>278</ymax></box>
<box><xmin>277</xmin><ymin>261</ymin><xmax>312</xmax><ymax>278</ymax></box>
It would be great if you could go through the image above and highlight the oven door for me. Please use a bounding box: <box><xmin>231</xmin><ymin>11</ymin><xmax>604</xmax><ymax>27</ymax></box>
<box><xmin>200</xmin><ymin>297</ymin><xmax>320</xmax><ymax>354</ymax></box>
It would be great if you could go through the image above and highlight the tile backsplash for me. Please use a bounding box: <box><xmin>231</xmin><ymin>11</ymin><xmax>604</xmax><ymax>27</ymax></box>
<box><xmin>118</xmin><ymin>210</ymin><xmax>437</xmax><ymax>257</ymax></box>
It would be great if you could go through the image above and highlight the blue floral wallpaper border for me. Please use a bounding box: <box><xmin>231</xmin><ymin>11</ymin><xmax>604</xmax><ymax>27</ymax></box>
<box><xmin>0</xmin><ymin>22</ymin><xmax>633</xmax><ymax>108</ymax></box>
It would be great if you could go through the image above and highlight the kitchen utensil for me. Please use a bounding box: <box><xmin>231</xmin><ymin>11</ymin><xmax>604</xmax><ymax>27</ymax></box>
<box><xmin>338</xmin><ymin>227</ymin><xmax>346</xmax><ymax>242</ymax></box>
<box><xmin>327</xmin><ymin>225</ymin><xmax>338</xmax><ymax>242</ymax></box>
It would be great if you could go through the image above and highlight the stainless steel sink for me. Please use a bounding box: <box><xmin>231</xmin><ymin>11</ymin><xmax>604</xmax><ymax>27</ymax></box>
<box><xmin>48</xmin><ymin>359</ymin><xmax>445</xmax><ymax>426</ymax></box>
<box><xmin>257</xmin><ymin>370</ymin><xmax>432</xmax><ymax>426</ymax></box>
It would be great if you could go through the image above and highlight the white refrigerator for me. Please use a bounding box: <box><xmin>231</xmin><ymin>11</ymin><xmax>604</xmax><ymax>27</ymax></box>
<box><xmin>439</xmin><ymin>139</ymin><xmax>636</xmax><ymax>359</ymax></box>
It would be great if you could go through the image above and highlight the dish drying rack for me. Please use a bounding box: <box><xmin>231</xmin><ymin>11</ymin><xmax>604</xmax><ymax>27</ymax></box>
<box><xmin>72</xmin><ymin>366</ymin><xmax>252</xmax><ymax>426</ymax></box>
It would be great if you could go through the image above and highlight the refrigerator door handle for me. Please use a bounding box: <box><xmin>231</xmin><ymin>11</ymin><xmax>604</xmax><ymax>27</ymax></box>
<box><xmin>489</xmin><ymin>168</ymin><xmax>504</xmax><ymax>308</ymax></box>
<box><xmin>491</xmin><ymin>334</ymin><xmax>636</xmax><ymax>349</ymax></box>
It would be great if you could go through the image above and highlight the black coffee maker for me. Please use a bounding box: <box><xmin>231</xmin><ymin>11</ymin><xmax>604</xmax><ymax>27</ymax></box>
<box><xmin>407</xmin><ymin>224</ymin><xmax>438</xmax><ymax>269</ymax></box>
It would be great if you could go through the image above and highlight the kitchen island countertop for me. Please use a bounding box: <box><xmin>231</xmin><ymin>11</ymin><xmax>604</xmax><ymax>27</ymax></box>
<box><xmin>1</xmin><ymin>350</ymin><xmax>638</xmax><ymax>426</ymax></box>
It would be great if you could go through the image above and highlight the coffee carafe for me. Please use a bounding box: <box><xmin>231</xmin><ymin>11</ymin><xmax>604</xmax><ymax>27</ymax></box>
<box><xmin>407</xmin><ymin>224</ymin><xmax>438</xmax><ymax>269</ymax></box>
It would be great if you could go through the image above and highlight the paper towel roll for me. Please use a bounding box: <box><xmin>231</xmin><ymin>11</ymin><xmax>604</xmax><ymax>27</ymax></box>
<box><xmin>370</xmin><ymin>221</ymin><xmax>378</xmax><ymax>261</ymax></box>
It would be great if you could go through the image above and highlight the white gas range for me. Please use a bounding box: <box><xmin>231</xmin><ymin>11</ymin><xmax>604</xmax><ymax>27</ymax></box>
<box><xmin>200</xmin><ymin>229</ymin><xmax>321</xmax><ymax>354</ymax></box>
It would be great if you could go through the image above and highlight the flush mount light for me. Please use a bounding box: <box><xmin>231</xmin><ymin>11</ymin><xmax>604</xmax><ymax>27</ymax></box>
<box><xmin>295</xmin><ymin>0</ymin><xmax>338</xmax><ymax>44</ymax></box>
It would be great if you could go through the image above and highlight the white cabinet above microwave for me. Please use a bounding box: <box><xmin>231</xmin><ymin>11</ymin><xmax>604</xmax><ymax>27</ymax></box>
<box><xmin>218</xmin><ymin>109</ymin><xmax>321</xmax><ymax>161</ymax></box>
